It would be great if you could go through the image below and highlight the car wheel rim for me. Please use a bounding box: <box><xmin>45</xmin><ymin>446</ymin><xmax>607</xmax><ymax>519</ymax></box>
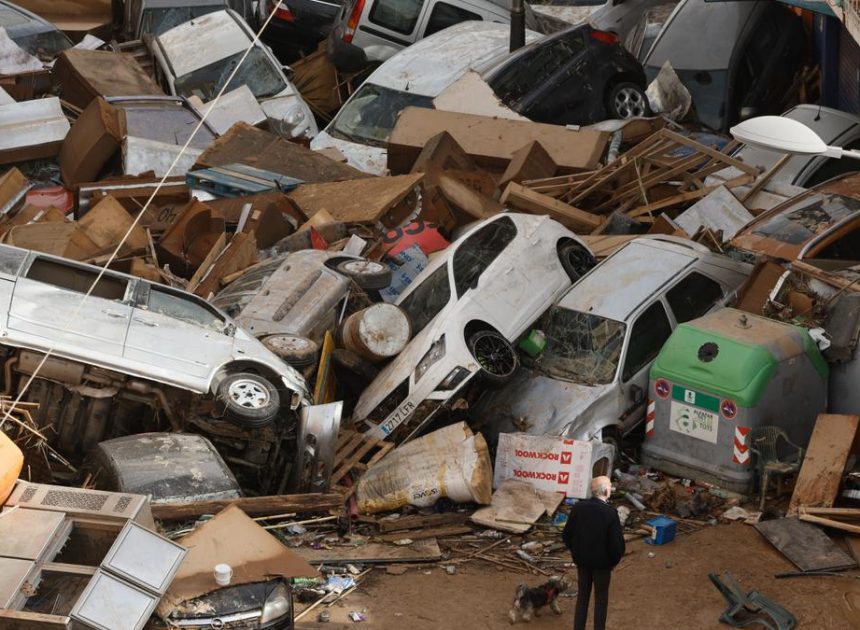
<box><xmin>473</xmin><ymin>334</ymin><xmax>515</xmax><ymax>376</ymax></box>
<box><xmin>565</xmin><ymin>249</ymin><xmax>594</xmax><ymax>278</ymax></box>
<box><xmin>614</xmin><ymin>87</ymin><xmax>647</xmax><ymax>119</ymax></box>
<box><xmin>342</xmin><ymin>260</ymin><xmax>385</xmax><ymax>275</ymax></box>
<box><xmin>228</xmin><ymin>379</ymin><xmax>270</xmax><ymax>409</ymax></box>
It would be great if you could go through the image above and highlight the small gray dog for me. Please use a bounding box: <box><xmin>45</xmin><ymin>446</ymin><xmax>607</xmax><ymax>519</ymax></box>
<box><xmin>508</xmin><ymin>574</ymin><xmax>574</xmax><ymax>623</ymax></box>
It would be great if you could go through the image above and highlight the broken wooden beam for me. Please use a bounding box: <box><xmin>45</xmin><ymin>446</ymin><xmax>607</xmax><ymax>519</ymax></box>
<box><xmin>151</xmin><ymin>492</ymin><xmax>345</xmax><ymax>521</ymax></box>
<box><xmin>377</xmin><ymin>524</ymin><xmax>473</xmax><ymax>542</ymax></box>
<box><xmin>377</xmin><ymin>511</ymin><xmax>470</xmax><ymax>533</ymax></box>
<box><xmin>500</xmin><ymin>182</ymin><xmax>602</xmax><ymax>231</ymax></box>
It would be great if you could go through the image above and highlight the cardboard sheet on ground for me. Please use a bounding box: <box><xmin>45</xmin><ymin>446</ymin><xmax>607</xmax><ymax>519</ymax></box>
<box><xmin>356</xmin><ymin>422</ymin><xmax>492</xmax><ymax>514</ymax></box>
<box><xmin>754</xmin><ymin>517</ymin><xmax>856</xmax><ymax>572</ymax></box>
<box><xmin>432</xmin><ymin>71</ymin><xmax>528</xmax><ymax>121</ymax></box>
<box><xmin>494</xmin><ymin>432</ymin><xmax>596</xmax><ymax>498</ymax></box>
<box><xmin>471</xmin><ymin>480</ymin><xmax>564</xmax><ymax>534</ymax></box>
<box><xmin>157</xmin><ymin>505</ymin><xmax>317</xmax><ymax>616</ymax></box>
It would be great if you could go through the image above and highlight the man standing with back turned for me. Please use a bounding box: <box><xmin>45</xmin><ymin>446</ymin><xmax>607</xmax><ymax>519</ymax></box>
<box><xmin>562</xmin><ymin>475</ymin><xmax>625</xmax><ymax>630</ymax></box>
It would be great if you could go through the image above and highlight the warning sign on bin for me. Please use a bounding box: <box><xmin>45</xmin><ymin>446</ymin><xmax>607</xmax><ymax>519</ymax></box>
<box><xmin>494</xmin><ymin>433</ymin><xmax>593</xmax><ymax>498</ymax></box>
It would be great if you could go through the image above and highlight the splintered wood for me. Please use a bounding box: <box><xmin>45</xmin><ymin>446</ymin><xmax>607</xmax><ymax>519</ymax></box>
<box><xmin>331</xmin><ymin>429</ymin><xmax>394</xmax><ymax>487</ymax></box>
<box><xmin>508</xmin><ymin>129</ymin><xmax>758</xmax><ymax>233</ymax></box>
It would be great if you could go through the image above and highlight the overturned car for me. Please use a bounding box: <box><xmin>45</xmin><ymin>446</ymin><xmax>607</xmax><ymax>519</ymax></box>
<box><xmin>0</xmin><ymin>243</ymin><xmax>321</xmax><ymax>493</ymax></box>
<box><xmin>352</xmin><ymin>213</ymin><xmax>595</xmax><ymax>443</ymax></box>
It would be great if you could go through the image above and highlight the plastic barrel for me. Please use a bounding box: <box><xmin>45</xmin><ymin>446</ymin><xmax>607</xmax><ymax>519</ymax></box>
<box><xmin>338</xmin><ymin>304</ymin><xmax>411</xmax><ymax>363</ymax></box>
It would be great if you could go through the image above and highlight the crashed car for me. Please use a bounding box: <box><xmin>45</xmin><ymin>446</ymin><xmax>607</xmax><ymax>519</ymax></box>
<box><xmin>0</xmin><ymin>0</ymin><xmax>73</xmax><ymax>59</ymax></box>
<box><xmin>150</xmin><ymin>9</ymin><xmax>318</xmax><ymax>139</ymax></box>
<box><xmin>353</xmin><ymin>213</ymin><xmax>595</xmax><ymax>443</ymax></box>
<box><xmin>0</xmin><ymin>242</ymin><xmax>319</xmax><ymax>493</ymax></box>
<box><xmin>122</xmin><ymin>0</ymin><xmax>256</xmax><ymax>38</ymax></box>
<box><xmin>481</xmin><ymin>24</ymin><xmax>649</xmax><ymax>125</ymax></box>
<box><xmin>475</xmin><ymin>237</ymin><xmax>750</xmax><ymax>451</ymax></box>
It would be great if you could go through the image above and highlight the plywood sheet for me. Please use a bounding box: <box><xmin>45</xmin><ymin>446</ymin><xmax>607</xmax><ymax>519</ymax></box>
<box><xmin>789</xmin><ymin>414</ymin><xmax>859</xmax><ymax>515</ymax></box>
<box><xmin>755</xmin><ymin>517</ymin><xmax>856</xmax><ymax>572</ymax></box>
<box><xmin>293</xmin><ymin>538</ymin><xmax>442</xmax><ymax>564</ymax></box>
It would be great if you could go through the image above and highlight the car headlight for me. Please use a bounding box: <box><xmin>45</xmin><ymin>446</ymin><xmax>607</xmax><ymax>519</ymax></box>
<box><xmin>260</xmin><ymin>583</ymin><xmax>291</xmax><ymax>624</ymax></box>
<box><xmin>415</xmin><ymin>336</ymin><xmax>445</xmax><ymax>382</ymax></box>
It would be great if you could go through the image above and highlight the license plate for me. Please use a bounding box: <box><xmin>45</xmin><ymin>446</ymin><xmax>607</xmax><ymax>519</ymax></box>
<box><xmin>380</xmin><ymin>399</ymin><xmax>416</xmax><ymax>436</ymax></box>
<box><xmin>669</xmin><ymin>401</ymin><xmax>719</xmax><ymax>444</ymax></box>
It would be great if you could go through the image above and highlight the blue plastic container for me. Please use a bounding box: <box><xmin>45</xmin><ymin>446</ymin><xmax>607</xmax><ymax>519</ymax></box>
<box><xmin>644</xmin><ymin>516</ymin><xmax>677</xmax><ymax>545</ymax></box>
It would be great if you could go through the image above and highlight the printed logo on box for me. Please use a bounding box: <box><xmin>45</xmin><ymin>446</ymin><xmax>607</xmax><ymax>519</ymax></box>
<box><xmin>560</xmin><ymin>451</ymin><xmax>572</xmax><ymax>465</ymax></box>
<box><xmin>558</xmin><ymin>472</ymin><xmax>570</xmax><ymax>485</ymax></box>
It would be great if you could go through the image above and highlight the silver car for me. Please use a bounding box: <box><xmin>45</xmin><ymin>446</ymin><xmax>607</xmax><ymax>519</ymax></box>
<box><xmin>0</xmin><ymin>243</ymin><xmax>308</xmax><ymax>428</ymax></box>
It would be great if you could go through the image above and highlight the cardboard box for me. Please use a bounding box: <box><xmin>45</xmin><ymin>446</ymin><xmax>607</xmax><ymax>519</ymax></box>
<box><xmin>388</xmin><ymin>107</ymin><xmax>609</xmax><ymax>175</ymax></box>
<box><xmin>59</xmin><ymin>97</ymin><xmax>126</xmax><ymax>187</ymax></box>
<box><xmin>494</xmin><ymin>432</ymin><xmax>595</xmax><ymax>498</ymax></box>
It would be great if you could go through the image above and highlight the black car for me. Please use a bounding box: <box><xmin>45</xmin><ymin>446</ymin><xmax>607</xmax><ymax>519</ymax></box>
<box><xmin>0</xmin><ymin>0</ymin><xmax>73</xmax><ymax>58</ymax></box>
<box><xmin>484</xmin><ymin>24</ymin><xmax>649</xmax><ymax>126</ymax></box>
<box><xmin>258</xmin><ymin>0</ymin><xmax>344</xmax><ymax>62</ymax></box>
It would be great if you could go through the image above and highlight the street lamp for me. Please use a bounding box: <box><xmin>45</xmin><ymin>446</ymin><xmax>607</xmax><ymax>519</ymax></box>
<box><xmin>730</xmin><ymin>115</ymin><xmax>860</xmax><ymax>160</ymax></box>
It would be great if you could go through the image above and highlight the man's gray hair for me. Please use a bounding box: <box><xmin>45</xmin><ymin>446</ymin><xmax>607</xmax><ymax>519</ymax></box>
<box><xmin>591</xmin><ymin>475</ymin><xmax>612</xmax><ymax>498</ymax></box>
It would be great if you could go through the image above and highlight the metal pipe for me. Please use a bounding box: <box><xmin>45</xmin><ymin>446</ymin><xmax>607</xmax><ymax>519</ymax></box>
<box><xmin>2</xmin><ymin>357</ymin><xmax>17</xmax><ymax>396</ymax></box>
<box><xmin>510</xmin><ymin>0</ymin><xmax>525</xmax><ymax>52</ymax></box>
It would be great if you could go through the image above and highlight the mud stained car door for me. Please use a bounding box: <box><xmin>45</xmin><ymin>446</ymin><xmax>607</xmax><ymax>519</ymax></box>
<box><xmin>124</xmin><ymin>284</ymin><xmax>233</xmax><ymax>381</ymax></box>
<box><xmin>8</xmin><ymin>257</ymin><xmax>132</xmax><ymax>356</ymax></box>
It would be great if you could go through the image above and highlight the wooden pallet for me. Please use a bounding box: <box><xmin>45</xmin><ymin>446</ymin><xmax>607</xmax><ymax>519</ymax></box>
<box><xmin>331</xmin><ymin>430</ymin><xmax>394</xmax><ymax>486</ymax></box>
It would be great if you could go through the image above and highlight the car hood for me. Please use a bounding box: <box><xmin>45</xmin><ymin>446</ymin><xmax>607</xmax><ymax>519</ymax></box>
<box><xmin>261</xmin><ymin>93</ymin><xmax>319</xmax><ymax>138</ymax></box>
<box><xmin>478</xmin><ymin>367</ymin><xmax>612</xmax><ymax>441</ymax></box>
<box><xmin>311</xmin><ymin>131</ymin><xmax>388</xmax><ymax>175</ymax></box>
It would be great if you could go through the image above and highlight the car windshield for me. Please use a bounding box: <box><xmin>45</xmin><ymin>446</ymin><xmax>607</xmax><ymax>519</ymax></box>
<box><xmin>140</xmin><ymin>6</ymin><xmax>222</xmax><ymax>37</ymax></box>
<box><xmin>398</xmin><ymin>264</ymin><xmax>452</xmax><ymax>336</ymax></box>
<box><xmin>174</xmin><ymin>47</ymin><xmax>286</xmax><ymax>101</ymax></box>
<box><xmin>751</xmin><ymin>193</ymin><xmax>860</xmax><ymax>245</ymax></box>
<box><xmin>537</xmin><ymin>306</ymin><xmax>626</xmax><ymax>385</ymax></box>
<box><xmin>329</xmin><ymin>84</ymin><xmax>434</xmax><ymax>147</ymax></box>
<box><xmin>11</xmin><ymin>29</ymin><xmax>73</xmax><ymax>58</ymax></box>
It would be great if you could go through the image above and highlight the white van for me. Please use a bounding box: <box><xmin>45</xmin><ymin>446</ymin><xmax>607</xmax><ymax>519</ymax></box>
<box><xmin>311</xmin><ymin>21</ymin><xmax>540</xmax><ymax>173</ymax></box>
<box><xmin>327</xmin><ymin>0</ymin><xmax>542</xmax><ymax>69</ymax></box>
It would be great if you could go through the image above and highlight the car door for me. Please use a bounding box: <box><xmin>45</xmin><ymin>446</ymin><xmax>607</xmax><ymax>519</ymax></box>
<box><xmin>8</xmin><ymin>256</ymin><xmax>133</xmax><ymax>358</ymax></box>
<box><xmin>618</xmin><ymin>300</ymin><xmax>673</xmax><ymax>432</ymax></box>
<box><xmin>124</xmin><ymin>283</ymin><xmax>234</xmax><ymax>383</ymax></box>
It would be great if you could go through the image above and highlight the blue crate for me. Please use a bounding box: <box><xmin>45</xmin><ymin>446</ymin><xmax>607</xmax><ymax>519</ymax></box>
<box><xmin>186</xmin><ymin>163</ymin><xmax>303</xmax><ymax>198</ymax></box>
<box><xmin>644</xmin><ymin>515</ymin><xmax>677</xmax><ymax>545</ymax></box>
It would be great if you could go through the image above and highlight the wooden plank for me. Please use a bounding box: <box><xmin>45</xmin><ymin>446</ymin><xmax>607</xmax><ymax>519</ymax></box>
<box><xmin>500</xmin><ymin>182</ymin><xmax>601</xmax><ymax>231</ymax></box>
<box><xmin>366</xmin><ymin>441</ymin><xmax>394</xmax><ymax>467</ymax></box>
<box><xmin>377</xmin><ymin>512</ymin><xmax>470</xmax><ymax>533</ymax></box>
<box><xmin>192</xmin><ymin>232</ymin><xmax>258</xmax><ymax>299</ymax></box>
<box><xmin>184</xmin><ymin>231</ymin><xmax>227</xmax><ymax>293</ymax></box>
<box><xmin>799</xmin><ymin>512</ymin><xmax>860</xmax><ymax>535</ymax></box>
<box><xmin>377</xmin><ymin>524</ymin><xmax>472</xmax><ymax>542</ymax></box>
<box><xmin>42</xmin><ymin>561</ymin><xmax>97</xmax><ymax>576</ymax></box>
<box><xmin>802</xmin><ymin>507</ymin><xmax>860</xmax><ymax>519</ymax></box>
<box><xmin>331</xmin><ymin>439</ymin><xmax>378</xmax><ymax>484</ymax></box>
<box><xmin>754</xmin><ymin>517</ymin><xmax>857</xmax><ymax>572</ymax></box>
<box><xmin>0</xmin><ymin>610</ymin><xmax>69</xmax><ymax>629</ymax></box>
<box><xmin>789</xmin><ymin>414</ymin><xmax>860</xmax><ymax>515</ymax></box>
<box><xmin>293</xmin><ymin>538</ymin><xmax>442</xmax><ymax>564</ymax></box>
<box><xmin>150</xmin><ymin>493</ymin><xmax>345</xmax><ymax>521</ymax></box>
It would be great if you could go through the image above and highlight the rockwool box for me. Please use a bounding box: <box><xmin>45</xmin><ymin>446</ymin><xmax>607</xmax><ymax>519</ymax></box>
<box><xmin>494</xmin><ymin>433</ymin><xmax>615</xmax><ymax>498</ymax></box>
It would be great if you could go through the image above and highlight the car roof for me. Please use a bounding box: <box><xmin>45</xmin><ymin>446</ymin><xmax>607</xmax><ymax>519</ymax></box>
<box><xmin>644</xmin><ymin>0</ymin><xmax>763</xmax><ymax>70</ymax></box>
<box><xmin>557</xmin><ymin>238</ymin><xmax>703</xmax><ymax>321</ymax></box>
<box><xmin>157</xmin><ymin>9</ymin><xmax>249</xmax><ymax>77</ymax></box>
<box><xmin>366</xmin><ymin>22</ymin><xmax>542</xmax><ymax>96</ymax></box>
<box><xmin>734</xmin><ymin>105</ymin><xmax>860</xmax><ymax>185</ymax></box>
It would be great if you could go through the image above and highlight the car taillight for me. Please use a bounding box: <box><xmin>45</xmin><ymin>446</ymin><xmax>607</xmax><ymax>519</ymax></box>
<box><xmin>344</xmin><ymin>0</ymin><xmax>366</xmax><ymax>43</ymax></box>
<box><xmin>590</xmin><ymin>29</ymin><xmax>619</xmax><ymax>45</ymax></box>
<box><xmin>268</xmin><ymin>0</ymin><xmax>295</xmax><ymax>21</ymax></box>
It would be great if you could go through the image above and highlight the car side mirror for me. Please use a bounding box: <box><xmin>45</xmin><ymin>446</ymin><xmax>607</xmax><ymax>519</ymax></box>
<box><xmin>630</xmin><ymin>384</ymin><xmax>644</xmax><ymax>406</ymax></box>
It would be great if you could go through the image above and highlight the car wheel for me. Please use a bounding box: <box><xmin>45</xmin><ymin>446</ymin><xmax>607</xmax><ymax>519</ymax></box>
<box><xmin>468</xmin><ymin>329</ymin><xmax>518</xmax><ymax>386</ymax></box>
<box><xmin>558</xmin><ymin>241</ymin><xmax>596</xmax><ymax>282</ymax></box>
<box><xmin>263</xmin><ymin>334</ymin><xmax>319</xmax><ymax>368</ymax></box>
<box><xmin>602</xmin><ymin>426</ymin><xmax>622</xmax><ymax>460</ymax></box>
<box><xmin>336</xmin><ymin>260</ymin><xmax>392</xmax><ymax>291</ymax></box>
<box><xmin>216</xmin><ymin>372</ymin><xmax>281</xmax><ymax>428</ymax></box>
<box><xmin>607</xmin><ymin>82</ymin><xmax>649</xmax><ymax>119</ymax></box>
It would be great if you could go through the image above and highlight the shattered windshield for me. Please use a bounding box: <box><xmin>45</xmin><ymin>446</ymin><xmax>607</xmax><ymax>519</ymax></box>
<box><xmin>751</xmin><ymin>193</ymin><xmax>860</xmax><ymax>245</ymax></box>
<box><xmin>537</xmin><ymin>306</ymin><xmax>626</xmax><ymax>385</ymax></box>
<box><xmin>329</xmin><ymin>84</ymin><xmax>434</xmax><ymax>147</ymax></box>
<box><xmin>174</xmin><ymin>47</ymin><xmax>286</xmax><ymax>102</ymax></box>
<box><xmin>140</xmin><ymin>6</ymin><xmax>221</xmax><ymax>37</ymax></box>
<box><xmin>398</xmin><ymin>264</ymin><xmax>452</xmax><ymax>336</ymax></box>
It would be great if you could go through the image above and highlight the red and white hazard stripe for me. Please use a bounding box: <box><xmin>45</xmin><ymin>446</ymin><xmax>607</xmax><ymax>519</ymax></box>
<box><xmin>732</xmin><ymin>426</ymin><xmax>750</xmax><ymax>464</ymax></box>
<box><xmin>645</xmin><ymin>400</ymin><xmax>656</xmax><ymax>437</ymax></box>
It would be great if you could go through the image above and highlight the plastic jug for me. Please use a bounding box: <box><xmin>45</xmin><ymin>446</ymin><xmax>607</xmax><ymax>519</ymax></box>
<box><xmin>0</xmin><ymin>431</ymin><xmax>23</xmax><ymax>504</ymax></box>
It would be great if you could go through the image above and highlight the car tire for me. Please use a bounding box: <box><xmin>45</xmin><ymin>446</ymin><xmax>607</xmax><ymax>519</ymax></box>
<box><xmin>336</xmin><ymin>260</ymin><xmax>392</xmax><ymax>291</ymax></box>
<box><xmin>558</xmin><ymin>241</ymin><xmax>596</xmax><ymax>282</ymax></box>
<box><xmin>607</xmin><ymin>82</ymin><xmax>649</xmax><ymax>120</ymax></box>
<box><xmin>263</xmin><ymin>334</ymin><xmax>319</xmax><ymax>368</ymax></box>
<box><xmin>467</xmin><ymin>329</ymin><xmax>518</xmax><ymax>387</ymax></box>
<box><xmin>332</xmin><ymin>348</ymin><xmax>379</xmax><ymax>384</ymax></box>
<box><xmin>602</xmin><ymin>426</ymin><xmax>622</xmax><ymax>460</ymax></box>
<box><xmin>216</xmin><ymin>372</ymin><xmax>281</xmax><ymax>428</ymax></box>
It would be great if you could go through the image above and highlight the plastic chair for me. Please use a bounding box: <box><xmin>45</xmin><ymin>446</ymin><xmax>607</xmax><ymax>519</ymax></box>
<box><xmin>748</xmin><ymin>426</ymin><xmax>804</xmax><ymax>511</ymax></box>
<box><xmin>708</xmin><ymin>573</ymin><xmax>796</xmax><ymax>629</ymax></box>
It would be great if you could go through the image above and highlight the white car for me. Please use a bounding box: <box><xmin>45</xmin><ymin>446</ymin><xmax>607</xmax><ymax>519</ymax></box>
<box><xmin>150</xmin><ymin>9</ymin><xmax>318</xmax><ymax>139</ymax></box>
<box><xmin>353</xmin><ymin>213</ymin><xmax>595</xmax><ymax>442</ymax></box>
<box><xmin>311</xmin><ymin>21</ymin><xmax>540</xmax><ymax>174</ymax></box>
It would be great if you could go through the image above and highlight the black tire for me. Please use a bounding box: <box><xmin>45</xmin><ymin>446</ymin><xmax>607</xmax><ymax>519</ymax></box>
<box><xmin>331</xmin><ymin>348</ymin><xmax>379</xmax><ymax>384</ymax></box>
<box><xmin>607</xmin><ymin>82</ymin><xmax>649</xmax><ymax>119</ymax></box>
<box><xmin>263</xmin><ymin>334</ymin><xmax>319</xmax><ymax>368</ymax></box>
<box><xmin>558</xmin><ymin>241</ymin><xmax>596</xmax><ymax>282</ymax></box>
<box><xmin>216</xmin><ymin>372</ymin><xmax>280</xmax><ymax>428</ymax></box>
<box><xmin>336</xmin><ymin>259</ymin><xmax>392</xmax><ymax>291</ymax></box>
<box><xmin>602</xmin><ymin>426</ymin><xmax>622</xmax><ymax>462</ymax></box>
<box><xmin>467</xmin><ymin>329</ymin><xmax>518</xmax><ymax>387</ymax></box>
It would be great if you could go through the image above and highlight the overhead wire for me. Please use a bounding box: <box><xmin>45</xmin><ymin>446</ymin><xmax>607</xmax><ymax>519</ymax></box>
<box><xmin>0</xmin><ymin>0</ymin><xmax>289</xmax><ymax>432</ymax></box>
